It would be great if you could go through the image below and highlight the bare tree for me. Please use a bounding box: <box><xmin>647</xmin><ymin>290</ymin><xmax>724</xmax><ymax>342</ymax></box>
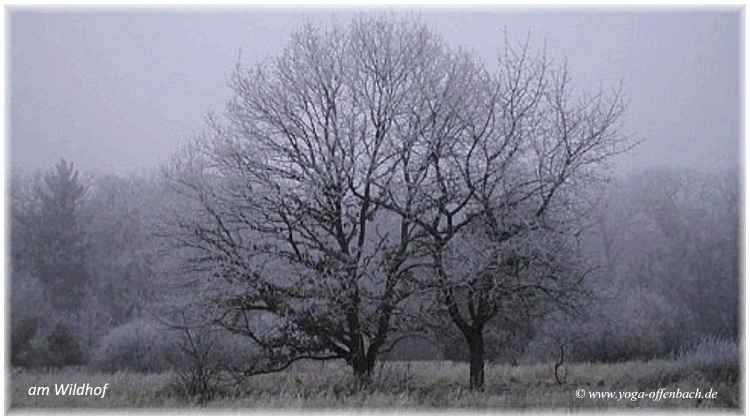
<box><xmin>165</xmin><ymin>17</ymin><xmax>477</xmax><ymax>383</ymax></box>
<box><xmin>402</xmin><ymin>39</ymin><xmax>633</xmax><ymax>390</ymax></box>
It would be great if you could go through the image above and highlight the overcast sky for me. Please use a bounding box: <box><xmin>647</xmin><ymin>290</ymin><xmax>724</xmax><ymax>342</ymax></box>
<box><xmin>8</xmin><ymin>7</ymin><xmax>742</xmax><ymax>177</ymax></box>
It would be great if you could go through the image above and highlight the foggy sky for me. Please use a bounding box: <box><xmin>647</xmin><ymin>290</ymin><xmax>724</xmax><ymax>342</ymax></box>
<box><xmin>8</xmin><ymin>7</ymin><xmax>742</xmax><ymax>177</ymax></box>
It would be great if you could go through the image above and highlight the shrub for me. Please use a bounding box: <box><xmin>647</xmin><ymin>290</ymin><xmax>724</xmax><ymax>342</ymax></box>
<box><xmin>166</xmin><ymin>324</ymin><xmax>261</xmax><ymax>403</ymax></box>
<box><xmin>46</xmin><ymin>322</ymin><xmax>88</xmax><ymax>367</ymax></box>
<box><xmin>92</xmin><ymin>319</ymin><xmax>180</xmax><ymax>373</ymax></box>
<box><xmin>10</xmin><ymin>273</ymin><xmax>55</xmax><ymax>367</ymax></box>
<box><xmin>11</xmin><ymin>317</ymin><xmax>39</xmax><ymax>367</ymax></box>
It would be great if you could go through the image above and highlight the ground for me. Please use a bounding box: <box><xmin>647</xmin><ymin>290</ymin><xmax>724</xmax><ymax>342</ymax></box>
<box><xmin>8</xmin><ymin>359</ymin><xmax>741</xmax><ymax>413</ymax></box>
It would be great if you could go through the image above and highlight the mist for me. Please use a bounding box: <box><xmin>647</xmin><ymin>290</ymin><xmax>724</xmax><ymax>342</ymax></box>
<box><xmin>8</xmin><ymin>8</ymin><xmax>742</xmax><ymax>412</ymax></box>
<box><xmin>9</xmin><ymin>9</ymin><xmax>740</xmax><ymax>176</ymax></box>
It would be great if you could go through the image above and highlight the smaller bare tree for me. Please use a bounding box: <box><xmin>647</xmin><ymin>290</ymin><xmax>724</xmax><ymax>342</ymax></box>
<box><xmin>412</xmin><ymin>38</ymin><xmax>634</xmax><ymax>390</ymax></box>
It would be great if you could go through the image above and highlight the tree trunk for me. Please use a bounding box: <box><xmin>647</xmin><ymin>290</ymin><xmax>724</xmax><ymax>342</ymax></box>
<box><xmin>351</xmin><ymin>349</ymin><xmax>375</xmax><ymax>387</ymax></box>
<box><xmin>467</xmin><ymin>328</ymin><xmax>485</xmax><ymax>391</ymax></box>
<box><xmin>444</xmin><ymin>286</ymin><xmax>489</xmax><ymax>391</ymax></box>
<box><xmin>346</xmin><ymin>283</ymin><xmax>375</xmax><ymax>386</ymax></box>
<box><xmin>554</xmin><ymin>343</ymin><xmax>565</xmax><ymax>385</ymax></box>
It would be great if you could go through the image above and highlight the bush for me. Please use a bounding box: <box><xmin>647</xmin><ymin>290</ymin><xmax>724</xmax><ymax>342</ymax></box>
<box><xmin>11</xmin><ymin>317</ymin><xmax>39</xmax><ymax>367</ymax></box>
<box><xmin>46</xmin><ymin>322</ymin><xmax>88</xmax><ymax>367</ymax></box>
<box><xmin>166</xmin><ymin>324</ymin><xmax>262</xmax><ymax>403</ymax></box>
<box><xmin>92</xmin><ymin>319</ymin><xmax>180</xmax><ymax>373</ymax></box>
<box><xmin>10</xmin><ymin>273</ymin><xmax>55</xmax><ymax>367</ymax></box>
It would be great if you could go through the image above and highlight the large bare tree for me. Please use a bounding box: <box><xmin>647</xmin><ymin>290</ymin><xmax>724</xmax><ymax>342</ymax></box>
<box><xmin>165</xmin><ymin>17</ymin><xmax>481</xmax><ymax>382</ymax></box>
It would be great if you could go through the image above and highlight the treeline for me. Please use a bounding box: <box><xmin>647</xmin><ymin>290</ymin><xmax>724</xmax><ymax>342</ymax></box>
<box><xmin>10</xmin><ymin>160</ymin><xmax>739</xmax><ymax>370</ymax></box>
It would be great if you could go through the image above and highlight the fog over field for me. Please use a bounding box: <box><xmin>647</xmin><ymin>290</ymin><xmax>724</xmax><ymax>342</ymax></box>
<box><xmin>7</xmin><ymin>7</ymin><xmax>742</xmax><ymax>413</ymax></box>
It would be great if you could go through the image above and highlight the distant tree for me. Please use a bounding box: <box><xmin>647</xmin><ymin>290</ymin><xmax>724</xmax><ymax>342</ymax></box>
<box><xmin>10</xmin><ymin>160</ymin><xmax>90</xmax><ymax>365</ymax></box>
<box><xmin>11</xmin><ymin>170</ymin><xmax>48</xmax><ymax>367</ymax></box>
<box><xmin>14</xmin><ymin>159</ymin><xmax>88</xmax><ymax>312</ymax></box>
<box><xmin>538</xmin><ymin>166</ymin><xmax>741</xmax><ymax>364</ymax></box>
<box><xmin>83</xmin><ymin>174</ymin><xmax>158</xmax><ymax>327</ymax></box>
<box><xmin>620</xmin><ymin>167</ymin><xmax>739</xmax><ymax>339</ymax></box>
<box><xmin>10</xmin><ymin>168</ymin><xmax>43</xmax><ymax>274</ymax></box>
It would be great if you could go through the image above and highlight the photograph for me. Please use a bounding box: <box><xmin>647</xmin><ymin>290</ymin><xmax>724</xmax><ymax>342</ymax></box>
<box><xmin>7</xmin><ymin>6</ymin><xmax>742</xmax><ymax>414</ymax></box>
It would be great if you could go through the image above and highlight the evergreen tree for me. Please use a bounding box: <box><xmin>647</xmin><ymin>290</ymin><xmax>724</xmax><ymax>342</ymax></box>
<box><xmin>33</xmin><ymin>159</ymin><xmax>88</xmax><ymax>311</ymax></box>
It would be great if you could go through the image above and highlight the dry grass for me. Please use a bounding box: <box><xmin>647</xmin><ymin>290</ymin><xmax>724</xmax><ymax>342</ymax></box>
<box><xmin>8</xmin><ymin>356</ymin><xmax>741</xmax><ymax>413</ymax></box>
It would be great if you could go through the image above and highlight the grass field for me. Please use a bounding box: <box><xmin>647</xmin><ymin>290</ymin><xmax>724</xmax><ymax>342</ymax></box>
<box><xmin>8</xmin><ymin>358</ymin><xmax>741</xmax><ymax>413</ymax></box>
